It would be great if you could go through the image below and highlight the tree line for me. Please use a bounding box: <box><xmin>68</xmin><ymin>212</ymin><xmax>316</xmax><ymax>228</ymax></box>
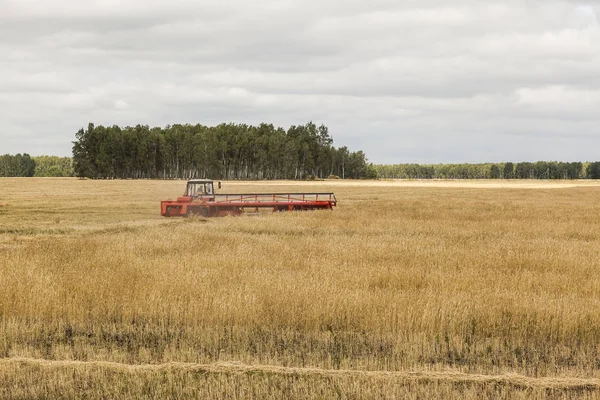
<box><xmin>0</xmin><ymin>154</ymin><xmax>74</xmax><ymax>177</ymax></box>
<box><xmin>72</xmin><ymin>122</ymin><xmax>376</xmax><ymax>180</ymax></box>
<box><xmin>375</xmin><ymin>162</ymin><xmax>600</xmax><ymax>180</ymax></box>
<box><xmin>4</xmin><ymin>139</ymin><xmax>600</xmax><ymax>181</ymax></box>
<box><xmin>0</xmin><ymin>154</ymin><xmax>36</xmax><ymax>177</ymax></box>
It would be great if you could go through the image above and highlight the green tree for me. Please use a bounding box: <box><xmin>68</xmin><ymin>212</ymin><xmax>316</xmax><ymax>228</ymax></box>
<box><xmin>503</xmin><ymin>162</ymin><xmax>514</xmax><ymax>179</ymax></box>
<box><xmin>587</xmin><ymin>162</ymin><xmax>600</xmax><ymax>179</ymax></box>
<box><xmin>34</xmin><ymin>156</ymin><xmax>74</xmax><ymax>177</ymax></box>
<box><xmin>490</xmin><ymin>164</ymin><xmax>501</xmax><ymax>179</ymax></box>
<box><xmin>70</xmin><ymin>122</ymin><xmax>373</xmax><ymax>180</ymax></box>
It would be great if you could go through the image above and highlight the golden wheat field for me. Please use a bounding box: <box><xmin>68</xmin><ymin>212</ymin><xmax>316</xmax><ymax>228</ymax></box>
<box><xmin>1</xmin><ymin>178</ymin><xmax>600</xmax><ymax>399</ymax></box>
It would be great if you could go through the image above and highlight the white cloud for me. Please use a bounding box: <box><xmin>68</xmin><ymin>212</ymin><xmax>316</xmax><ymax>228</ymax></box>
<box><xmin>515</xmin><ymin>86</ymin><xmax>600</xmax><ymax>117</ymax></box>
<box><xmin>114</xmin><ymin>100</ymin><xmax>130</xmax><ymax>110</ymax></box>
<box><xmin>0</xmin><ymin>0</ymin><xmax>599</xmax><ymax>163</ymax></box>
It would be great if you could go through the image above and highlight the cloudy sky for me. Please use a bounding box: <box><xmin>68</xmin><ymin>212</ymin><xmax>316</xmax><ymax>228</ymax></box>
<box><xmin>1</xmin><ymin>0</ymin><xmax>598</xmax><ymax>163</ymax></box>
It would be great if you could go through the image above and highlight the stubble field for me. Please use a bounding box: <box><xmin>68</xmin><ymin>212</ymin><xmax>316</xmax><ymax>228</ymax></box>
<box><xmin>1</xmin><ymin>178</ymin><xmax>600</xmax><ymax>399</ymax></box>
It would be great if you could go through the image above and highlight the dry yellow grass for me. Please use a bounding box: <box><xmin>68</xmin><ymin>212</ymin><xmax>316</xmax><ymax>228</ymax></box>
<box><xmin>1</xmin><ymin>177</ymin><xmax>600</xmax><ymax>399</ymax></box>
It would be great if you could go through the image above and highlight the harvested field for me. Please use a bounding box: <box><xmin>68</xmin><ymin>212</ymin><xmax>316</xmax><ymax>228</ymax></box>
<box><xmin>1</xmin><ymin>178</ymin><xmax>600</xmax><ymax>399</ymax></box>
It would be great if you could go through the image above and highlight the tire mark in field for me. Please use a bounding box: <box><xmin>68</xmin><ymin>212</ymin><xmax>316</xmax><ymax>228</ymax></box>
<box><xmin>1</xmin><ymin>357</ymin><xmax>598</xmax><ymax>390</ymax></box>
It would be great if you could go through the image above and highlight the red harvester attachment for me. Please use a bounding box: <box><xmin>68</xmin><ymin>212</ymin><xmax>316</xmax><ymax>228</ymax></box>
<box><xmin>161</xmin><ymin>179</ymin><xmax>337</xmax><ymax>217</ymax></box>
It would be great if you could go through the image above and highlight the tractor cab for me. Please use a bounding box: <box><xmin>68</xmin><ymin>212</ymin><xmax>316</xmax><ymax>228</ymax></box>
<box><xmin>185</xmin><ymin>179</ymin><xmax>217</xmax><ymax>198</ymax></box>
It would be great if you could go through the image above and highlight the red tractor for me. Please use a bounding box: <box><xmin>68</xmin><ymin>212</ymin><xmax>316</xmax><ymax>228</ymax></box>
<box><xmin>161</xmin><ymin>179</ymin><xmax>337</xmax><ymax>217</ymax></box>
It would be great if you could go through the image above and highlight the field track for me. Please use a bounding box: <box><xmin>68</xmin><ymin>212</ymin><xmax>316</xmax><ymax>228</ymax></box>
<box><xmin>2</xmin><ymin>357</ymin><xmax>599</xmax><ymax>391</ymax></box>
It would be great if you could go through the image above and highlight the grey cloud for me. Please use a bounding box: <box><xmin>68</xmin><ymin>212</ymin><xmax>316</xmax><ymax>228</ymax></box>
<box><xmin>1</xmin><ymin>0</ymin><xmax>599</xmax><ymax>163</ymax></box>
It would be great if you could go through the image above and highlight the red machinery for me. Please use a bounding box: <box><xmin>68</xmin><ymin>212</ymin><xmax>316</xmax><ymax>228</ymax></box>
<box><xmin>161</xmin><ymin>179</ymin><xmax>337</xmax><ymax>217</ymax></box>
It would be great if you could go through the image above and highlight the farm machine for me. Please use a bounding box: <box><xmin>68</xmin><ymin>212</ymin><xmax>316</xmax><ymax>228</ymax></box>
<box><xmin>161</xmin><ymin>179</ymin><xmax>337</xmax><ymax>217</ymax></box>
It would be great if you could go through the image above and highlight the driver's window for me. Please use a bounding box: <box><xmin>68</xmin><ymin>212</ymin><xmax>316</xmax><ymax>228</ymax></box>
<box><xmin>187</xmin><ymin>183</ymin><xmax>213</xmax><ymax>196</ymax></box>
